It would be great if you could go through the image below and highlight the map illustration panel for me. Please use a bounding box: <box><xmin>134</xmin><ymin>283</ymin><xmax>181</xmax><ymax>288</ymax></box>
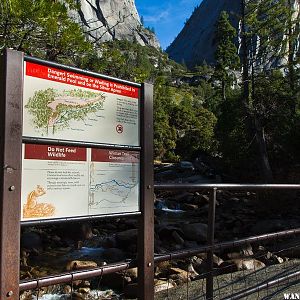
<box><xmin>21</xmin><ymin>144</ymin><xmax>140</xmax><ymax>221</ymax></box>
<box><xmin>89</xmin><ymin>149</ymin><xmax>140</xmax><ymax>215</ymax></box>
<box><xmin>23</xmin><ymin>61</ymin><xmax>140</xmax><ymax>146</ymax></box>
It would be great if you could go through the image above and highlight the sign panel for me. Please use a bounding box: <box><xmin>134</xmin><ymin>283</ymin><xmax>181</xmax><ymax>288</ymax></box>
<box><xmin>89</xmin><ymin>149</ymin><xmax>140</xmax><ymax>215</ymax></box>
<box><xmin>22</xmin><ymin>61</ymin><xmax>140</xmax><ymax>146</ymax></box>
<box><xmin>21</xmin><ymin>144</ymin><xmax>140</xmax><ymax>221</ymax></box>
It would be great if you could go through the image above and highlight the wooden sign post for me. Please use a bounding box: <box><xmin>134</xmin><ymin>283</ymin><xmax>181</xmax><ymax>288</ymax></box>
<box><xmin>0</xmin><ymin>50</ymin><xmax>23</xmax><ymax>299</ymax></box>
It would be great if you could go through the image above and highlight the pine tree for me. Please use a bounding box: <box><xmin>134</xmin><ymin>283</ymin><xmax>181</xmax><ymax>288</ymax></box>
<box><xmin>240</xmin><ymin>0</ymin><xmax>291</xmax><ymax>183</ymax></box>
<box><xmin>214</xmin><ymin>11</ymin><xmax>240</xmax><ymax>102</ymax></box>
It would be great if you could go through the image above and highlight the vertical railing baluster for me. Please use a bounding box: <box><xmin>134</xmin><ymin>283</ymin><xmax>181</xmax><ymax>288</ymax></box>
<box><xmin>206</xmin><ymin>187</ymin><xmax>217</xmax><ymax>300</ymax></box>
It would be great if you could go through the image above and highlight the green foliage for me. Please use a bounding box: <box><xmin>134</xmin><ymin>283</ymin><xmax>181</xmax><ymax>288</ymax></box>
<box><xmin>153</xmin><ymin>76</ymin><xmax>217</xmax><ymax>160</ymax></box>
<box><xmin>0</xmin><ymin>0</ymin><xmax>91</xmax><ymax>63</ymax></box>
<box><xmin>214</xmin><ymin>11</ymin><xmax>240</xmax><ymax>81</ymax></box>
<box><xmin>213</xmin><ymin>11</ymin><xmax>240</xmax><ymax>106</ymax></box>
<box><xmin>245</xmin><ymin>0</ymin><xmax>289</xmax><ymax>69</ymax></box>
<box><xmin>4</xmin><ymin>0</ymin><xmax>300</xmax><ymax>179</ymax></box>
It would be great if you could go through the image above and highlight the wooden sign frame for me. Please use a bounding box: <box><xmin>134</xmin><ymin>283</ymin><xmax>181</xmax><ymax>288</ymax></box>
<box><xmin>0</xmin><ymin>49</ymin><xmax>154</xmax><ymax>299</ymax></box>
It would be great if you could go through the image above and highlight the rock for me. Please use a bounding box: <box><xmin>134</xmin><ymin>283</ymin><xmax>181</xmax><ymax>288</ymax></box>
<box><xmin>273</xmin><ymin>237</ymin><xmax>300</xmax><ymax>259</ymax></box>
<box><xmin>195</xmin><ymin>253</ymin><xmax>224</xmax><ymax>266</ymax></box>
<box><xmin>155</xmin><ymin>261</ymin><xmax>172</xmax><ymax>275</ymax></box>
<box><xmin>84</xmin><ymin>235</ymin><xmax>117</xmax><ymax>248</ymax></box>
<box><xmin>251</xmin><ymin>219</ymin><xmax>284</xmax><ymax>234</ymax></box>
<box><xmin>184</xmin><ymin>240</ymin><xmax>199</xmax><ymax>249</ymax></box>
<box><xmin>66</xmin><ymin>260</ymin><xmax>97</xmax><ymax>271</ymax></box>
<box><xmin>166</xmin><ymin>0</ymin><xmax>241</xmax><ymax>67</ymax></box>
<box><xmin>220</xmin><ymin>258</ymin><xmax>265</xmax><ymax>272</ymax></box>
<box><xmin>167</xmin><ymin>0</ymin><xmax>300</xmax><ymax>69</ymax></box>
<box><xmin>181</xmin><ymin>203</ymin><xmax>199</xmax><ymax>211</ymax></box>
<box><xmin>182</xmin><ymin>223</ymin><xmax>207</xmax><ymax>242</ymax></box>
<box><xmin>186</xmin><ymin>263</ymin><xmax>199</xmax><ymax>278</ymax></box>
<box><xmin>171</xmin><ymin>231</ymin><xmax>185</xmax><ymax>245</ymax></box>
<box><xmin>19</xmin><ymin>291</ymin><xmax>32</xmax><ymax>300</ymax></box>
<box><xmin>72</xmin><ymin>280</ymin><xmax>83</xmax><ymax>287</ymax></box>
<box><xmin>157</xmin><ymin>225</ymin><xmax>184</xmax><ymax>240</ymax></box>
<box><xmin>125</xmin><ymin>267</ymin><xmax>138</xmax><ymax>280</ymax></box>
<box><xmin>102</xmin><ymin>248</ymin><xmax>125</xmax><ymax>262</ymax></box>
<box><xmin>173</xmin><ymin>192</ymin><xmax>194</xmax><ymax>201</ymax></box>
<box><xmin>20</xmin><ymin>249</ymin><xmax>30</xmax><ymax>267</ymax></box>
<box><xmin>78</xmin><ymin>287</ymin><xmax>90</xmax><ymax>294</ymax></box>
<box><xmin>102</xmin><ymin>273</ymin><xmax>131</xmax><ymax>290</ymax></box>
<box><xmin>58</xmin><ymin>223</ymin><xmax>94</xmax><ymax>247</ymax></box>
<box><xmin>272</xmin><ymin>255</ymin><xmax>284</xmax><ymax>264</ymax></box>
<box><xmin>116</xmin><ymin>229</ymin><xmax>137</xmax><ymax>245</ymax></box>
<box><xmin>124</xmin><ymin>283</ymin><xmax>138</xmax><ymax>298</ymax></box>
<box><xmin>63</xmin><ymin>285</ymin><xmax>72</xmax><ymax>294</ymax></box>
<box><xmin>192</xmin><ymin>254</ymin><xmax>223</xmax><ymax>274</ymax></box>
<box><xmin>71</xmin><ymin>292</ymin><xmax>84</xmax><ymax>300</ymax></box>
<box><xmin>124</xmin><ymin>283</ymin><xmax>138</xmax><ymax>299</ymax></box>
<box><xmin>195</xmin><ymin>193</ymin><xmax>210</xmax><ymax>205</ymax></box>
<box><xmin>21</xmin><ymin>231</ymin><xmax>43</xmax><ymax>251</ymax></box>
<box><xmin>168</xmin><ymin>267</ymin><xmax>190</xmax><ymax>285</ymax></box>
<box><xmin>226</xmin><ymin>244</ymin><xmax>253</xmax><ymax>259</ymax></box>
<box><xmin>155</xmin><ymin>279</ymin><xmax>176</xmax><ymax>292</ymax></box>
<box><xmin>80</xmin><ymin>280</ymin><xmax>91</xmax><ymax>287</ymax></box>
<box><xmin>70</xmin><ymin>0</ymin><xmax>160</xmax><ymax>48</ymax></box>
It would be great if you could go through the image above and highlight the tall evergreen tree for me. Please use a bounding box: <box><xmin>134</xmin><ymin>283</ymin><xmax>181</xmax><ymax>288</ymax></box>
<box><xmin>240</xmin><ymin>0</ymin><xmax>291</xmax><ymax>183</ymax></box>
<box><xmin>214</xmin><ymin>11</ymin><xmax>240</xmax><ymax>102</ymax></box>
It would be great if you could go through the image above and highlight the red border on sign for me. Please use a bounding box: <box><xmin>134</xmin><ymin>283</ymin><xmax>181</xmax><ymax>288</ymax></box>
<box><xmin>25</xmin><ymin>62</ymin><xmax>139</xmax><ymax>99</ymax></box>
<box><xmin>91</xmin><ymin>149</ymin><xmax>139</xmax><ymax>163</ymax></box>
<box><xmin>24</xmin><ymin>144</ymin><xmax>87</xmax><ymax>161</ymax></box>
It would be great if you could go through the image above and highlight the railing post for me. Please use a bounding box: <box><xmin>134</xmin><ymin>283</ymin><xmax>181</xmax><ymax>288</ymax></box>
<box><xmin>138</xmin><ymin>83</ymin><xmax>154</xmax><ymax>299</ymax></box>
<box><xmin>0</xmin><ymin>49</ymin><xmax>23</xmax><ymax>299</ymax></box>
<box><xmin>206</xmin><ymin>187</ymin><xmax>217</xmax><ymax>300</ymax></box>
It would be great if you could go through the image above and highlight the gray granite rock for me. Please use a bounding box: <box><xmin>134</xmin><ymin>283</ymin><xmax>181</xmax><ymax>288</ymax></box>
<box><xmin>70</xmin><ymin>0</ymin><xmax>160</xmax><ymax>48</ymax></box>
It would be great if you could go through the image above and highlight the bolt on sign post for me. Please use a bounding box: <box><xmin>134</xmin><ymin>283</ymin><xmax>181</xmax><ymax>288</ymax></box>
<box><xmin>0</xmin><ymin>49</ymin><xmax>154</xmax><ymax>300</ymax></box>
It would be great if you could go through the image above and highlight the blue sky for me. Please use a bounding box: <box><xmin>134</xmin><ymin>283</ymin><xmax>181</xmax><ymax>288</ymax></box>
<box><xmin>135</xmin><ymin>0</ymin><xmax>203</xmax><ymax>50</ymax></box>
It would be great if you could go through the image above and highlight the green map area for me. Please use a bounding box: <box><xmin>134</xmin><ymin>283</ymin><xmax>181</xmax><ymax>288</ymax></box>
<box><xmin>25</xmin><ymin>88</ymin><xmax>106</xmax><ymax>135</ymax></box>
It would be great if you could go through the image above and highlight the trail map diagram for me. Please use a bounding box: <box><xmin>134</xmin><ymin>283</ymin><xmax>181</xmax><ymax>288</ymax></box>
<box><xmin>25</xmin><ymin>88</ymin><xmax>105</xmax><ymax>135</ymax></box>
<box><xmin>89</xmin><ymin>162</ymin><xmax>139</xmax><ymax>214</ymax></box>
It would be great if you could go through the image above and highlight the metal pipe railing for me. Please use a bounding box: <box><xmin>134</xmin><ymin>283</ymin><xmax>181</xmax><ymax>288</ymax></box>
<box><xmin>153</xmin><ymin>227</ymin><xmax>300</xmax><ymax>263</ymax></box>
<box><xmin>20</xmin><ymin>261</ymin><xmax>135</xmax><ymax>291</ymax></box>
<box><xmin>154</xmin><ymin>183</ymin><xmax>300</xmax><ymax>191</ymax></box>
<box><xmin>154</xmin><ymin>183</ymin><xmax>300</xmax><ymax>299</ymax></box>
<box><xmin>19</xmin><ymin>227</ymin><xmax>300</xmax><ymax>292</ymax></box>
<box><xmin>19</xmin><ymin>184</ymin><xmax>300</xmax><ymax>299</ymax></box>
<box><xmin>222</xmin><ymin>270</ymin><xmax>300</xmax><ymax>300</ymax></box>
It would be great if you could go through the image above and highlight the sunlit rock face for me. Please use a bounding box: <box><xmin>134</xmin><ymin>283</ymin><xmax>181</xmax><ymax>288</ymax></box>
<box><xmin>71</xmin><ymin>0</ymin><xmax>160</xmax><ymax>48</ymax></box>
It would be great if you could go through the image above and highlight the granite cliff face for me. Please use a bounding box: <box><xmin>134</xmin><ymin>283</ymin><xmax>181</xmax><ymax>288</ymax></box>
<box><xmin>167</xmin><ymin>0</ymin><xmax>300</xmax><ymax>68</ymax></box>
<box><xmin>166</xmin><ymin>0</ymin><xmax>241</xmax><ymax>67</ymax></box>
<box><xmin>71</xmin><ymin>0</ymin><xmax>160</xmax><ymax>48</ymax></box>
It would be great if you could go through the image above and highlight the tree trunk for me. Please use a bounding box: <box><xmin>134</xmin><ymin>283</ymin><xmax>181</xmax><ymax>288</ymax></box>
<box><xmin>241</xmin><ymin>0</ymin><xmax>250</xmax><ymax>111</ymax></box>
<box><xmin>253</xmin><ymin>116</ymin><xmax>273</xmax><ymax>183</ymax></box>
<box><xmin>222</xmin><ymin>80</ymin><xmax>226</xmax><ymax>101</ymax></box>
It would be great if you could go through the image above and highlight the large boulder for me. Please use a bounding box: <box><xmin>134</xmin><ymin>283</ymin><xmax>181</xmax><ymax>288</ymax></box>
<box><xmin>182</xmin><ymin>223</ymin><xmax>208</xmax><ymax>242</ymax></box>
<box><xmin>220</xmin><ymin>258</ymin><xmax>266</xmax><ymax>272</ymax></box>
<box><xmin>116</xmin><ymin>229</ymin><xmax>138</xmax><ymax>245</ymax></box>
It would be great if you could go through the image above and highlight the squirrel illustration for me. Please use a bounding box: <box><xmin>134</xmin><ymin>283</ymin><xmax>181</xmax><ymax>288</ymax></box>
<box><xmin>23</xmin><ymin>185</ymin><xmax>55</xmax><ymax>218</ymax></box>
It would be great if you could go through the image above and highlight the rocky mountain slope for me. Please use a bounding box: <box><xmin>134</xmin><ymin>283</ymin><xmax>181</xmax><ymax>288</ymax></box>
<box><xmin>71</xmin><ymin>0</ymin><xmax>160</xmax><ymax>48</ymax></box>
<box><xmin>166</xmin><ymin>0</ymin><xmax>241</xmax><ymax>67</ymax></box>
<box><xmin>167</xmin><ymin>0</ymin><xmax>241</xmax><ymax>66</ymax></box>
<box><xmin>167</xmin><ymin>0</ymin><xmax>300</xmax><ymax>68</ymax></box>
